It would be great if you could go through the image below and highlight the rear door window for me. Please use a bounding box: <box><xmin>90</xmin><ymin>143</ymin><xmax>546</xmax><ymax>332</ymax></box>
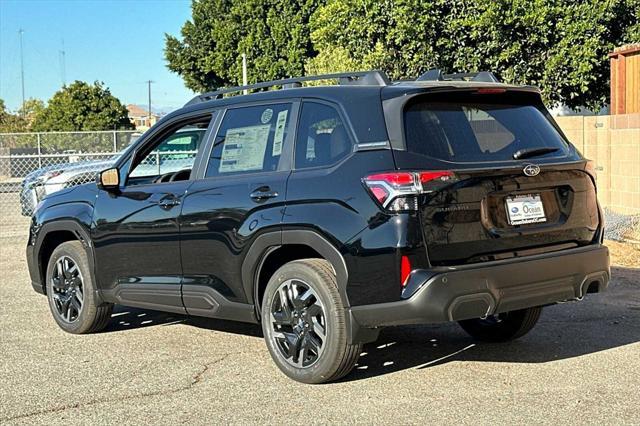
<box><xmin>295</xmin><ymin>102</ymin><xmax>352</xmax><ymax>169</ymax></box>
<box><xmin>404</xmin><ymin>94</ymin><xmax>569</xmax><ymax>163</ymax></box>
<box><xmin>205</xmin><ymin>103</ymin><xmax>292</xmax><ymax>177</ymax></box>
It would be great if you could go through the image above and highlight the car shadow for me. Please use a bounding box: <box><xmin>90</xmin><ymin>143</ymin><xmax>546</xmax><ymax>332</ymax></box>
<box><xmin>342</xmin><ymin>266</ymin><xmax>640</xmax><ymax>382</ymax></box>
<box><xmin>105</xmin><ymin>305</ymin><xmax>264</xmax><ymax>338</ymax></box>
<box><xmin>103</xmin><ymin>266</ymin><xmax>639</xmax><ymax>382</ymax></box>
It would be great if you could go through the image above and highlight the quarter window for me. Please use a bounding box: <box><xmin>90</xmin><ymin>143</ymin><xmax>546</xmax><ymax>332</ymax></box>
<box><xmin>205</xmin><ymin>104</ymin><xmax>292</xmax><ymax>177</ymax></box>
<box><xmin>295</xmin><ymin>102</ymin><xmax>352</xmax><ymax>169</ymax></box>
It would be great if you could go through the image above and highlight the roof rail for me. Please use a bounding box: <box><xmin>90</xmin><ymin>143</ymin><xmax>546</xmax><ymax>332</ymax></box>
<box><xmin>185</xmin><ymin>70</ymin><xmax>390</xmax><ymax>106</ymax></box>
<box><xmin>417</xmin><ymin>69</ymin><xmax>500</xmax><ymax>83</ymax></box>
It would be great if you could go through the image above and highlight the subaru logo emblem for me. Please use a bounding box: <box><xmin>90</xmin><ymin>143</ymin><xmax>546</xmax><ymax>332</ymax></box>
<box><xmin>511</xmin><ymin>207</ymin><xmax>519</xmax><ymax>213</ymax></box>
<box><xmin>523</xmin><ymin>164</ymin><xmax>540</xmax><ymax>177</ymax></box>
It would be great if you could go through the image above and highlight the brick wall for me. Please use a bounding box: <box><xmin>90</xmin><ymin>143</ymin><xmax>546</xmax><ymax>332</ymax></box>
<box><xmin>555</xmin><ymin>114</ymin><xmax>640</xmax><ymax>215</ymax></box>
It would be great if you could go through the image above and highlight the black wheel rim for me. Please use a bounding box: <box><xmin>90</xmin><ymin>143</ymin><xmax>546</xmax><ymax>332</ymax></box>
<box><xmin>51</xmin><ymin>256</ymin><xmax>84</xmax><ymax>323</ymax></box>
<box><xmin>270</xmin><ymin>279</ymin><xmax>327</xmax><ymax>368</ymax></box>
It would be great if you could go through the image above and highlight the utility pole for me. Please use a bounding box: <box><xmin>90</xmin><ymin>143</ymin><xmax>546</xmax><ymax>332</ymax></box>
<box><xmin>18</xmin><ymin>29</ymin><xmax>25</xmax><ymax>116</ymax></box>
<box><xmin>146</xmin><ymin>80</ymin><xmax>154</xmax><ymax>126</ymax></box>
<box><xmin>242</xmin><ymin>53</ymin><xmax>248</xmax><ymax>95</ymax></box>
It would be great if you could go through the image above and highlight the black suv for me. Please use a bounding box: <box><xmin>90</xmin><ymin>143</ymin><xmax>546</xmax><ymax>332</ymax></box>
<box><xmin>26</xmin><ymin>70</ymin><xmax>610</xmax><ymax>383</ymax></box>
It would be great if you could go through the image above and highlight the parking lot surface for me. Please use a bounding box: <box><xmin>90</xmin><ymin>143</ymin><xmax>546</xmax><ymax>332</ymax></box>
<box><xmin>1</xmin><ymin>235</ymin><xmax>639</xmax><ymax>425</ymax></box>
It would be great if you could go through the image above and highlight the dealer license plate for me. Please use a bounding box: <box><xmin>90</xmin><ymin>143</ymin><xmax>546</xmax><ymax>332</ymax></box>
<box><xmin>505</xmin><ymin>194</ymin><xmax>546</xmax><ymax>225</ymax></box>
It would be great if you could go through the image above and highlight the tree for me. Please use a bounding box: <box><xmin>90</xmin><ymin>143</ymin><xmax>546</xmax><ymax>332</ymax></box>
<box><xmin>438</xmin><ymin>0</ymin><xmax>639</xmax><ymax>110</ymax></box>
<box><xmin>309</xmin><ymin>0</ymin><xmax>640</xmax><ymax>110</ymax></box>
<box><xmin>31</xmin><ymin>81</ymin><xmax>133</xmax><ymax>132</ymax></box>
<box><xmin>307</xmin><ymin>0</ymin><xmax>444</xmax><ymax>79</ymax></box>
<box><xmin>165</xmin><ymin>0</ymin><xmax>321</xmax><ymax>91</ymax></box>
<box><xmin>304</xmin><ymin>46</ymin><xmax>360</xmax><ymax>76</ymax></box>
<box><xmin>0</xmin><ymin>99</ymin><xmax>28</xmax><ymax>133</ymax></box>
<box><xmin>18</xmin><ymin>98</ymin><xmax>45</xmax><ymax>128</ymax></box>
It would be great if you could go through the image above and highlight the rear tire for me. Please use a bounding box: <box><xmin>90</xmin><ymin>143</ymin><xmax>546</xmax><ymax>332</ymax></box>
<box><xmin>45</xmin><ymin>241</ymin><xmax>113</xmax><ymax>334</ymax></box>
<box><xmin>261</xmin><ymin>259</ymin><xmax>362</xmax><ymax>384</ymax></box>
<box><xmin>458</xmin><ymin>306</ymin><xmax>542</xmax><ymax>342</ymax></box>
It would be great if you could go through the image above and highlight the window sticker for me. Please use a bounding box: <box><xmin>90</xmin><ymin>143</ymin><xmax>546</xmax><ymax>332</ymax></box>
<box><xmin>219</xmin><ymin>124</ymin><xmax>270</xmax><ymax>173</ymax></box>
<box><xmin>272</xmin><ymin>110</ymin><xmax>288</xmax><ymax>156</ymax></box>
<box><xmin>260</xmin><ymin>108</ymin><xmax>273</xmax><ymax>124</ymax></box>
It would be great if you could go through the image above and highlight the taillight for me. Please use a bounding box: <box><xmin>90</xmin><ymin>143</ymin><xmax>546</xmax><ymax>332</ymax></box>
<box><xmin>400</xmin><ymin>255</ymin><xmax>411</xmax><ymax>287</ymax></box>
<box><xmin>419</xmin><ymin>171</ymin><xmax>454</xmax><ymax>184</ymax></box>
<box><xmin>474</xmin><ymin>88</ymin><xmax>506</xmax><ymax>94</ymax></box>
<box><xmin>363</xmin><ymin>170</ymin><xmax>455</xmax><ymax>211</ymax></box>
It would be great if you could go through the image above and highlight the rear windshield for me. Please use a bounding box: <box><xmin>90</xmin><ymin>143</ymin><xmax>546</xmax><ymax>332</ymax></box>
<box><xmin>404</xmin><ymin>95</ymin><xmax>569</xmax><ymax>163</ymax></box>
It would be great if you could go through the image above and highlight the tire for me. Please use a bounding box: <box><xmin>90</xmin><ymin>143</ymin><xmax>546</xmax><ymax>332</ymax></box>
<box><xmin>45</xmin><ymin>241</ymin><xmax>113</xmax><ymax>334</ymax></box>
<box><xmin>261</xmin><ymin>259</ymin><xmax>362</xmax><ymax>384</ymax></box>
<box><xmin>458</xmin><ymin>306</ymin><xmax>542</xmax><ymax>343</ymax></box>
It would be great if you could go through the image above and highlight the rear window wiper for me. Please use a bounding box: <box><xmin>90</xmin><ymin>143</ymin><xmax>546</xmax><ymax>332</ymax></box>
<box><xmin>512</xmin><ymin>147</ymin><xmax>559</xmax><ymax>160</ymax></box>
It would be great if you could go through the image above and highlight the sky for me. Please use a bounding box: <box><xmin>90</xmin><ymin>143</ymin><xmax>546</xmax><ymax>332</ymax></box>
<box><xmin>0</xmin><ymin>0</ymin><xmax>194</xmax><ymax>113</ymax></box>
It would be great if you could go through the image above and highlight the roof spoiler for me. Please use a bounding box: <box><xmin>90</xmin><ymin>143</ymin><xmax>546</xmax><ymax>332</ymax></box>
<box><xmin>417</xmin><ymin>69</ymin><xmax>500</xmax><ymax>83</ymax></box>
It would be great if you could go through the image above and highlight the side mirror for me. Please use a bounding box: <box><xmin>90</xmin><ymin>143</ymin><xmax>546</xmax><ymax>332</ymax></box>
<box><xmin>97</xmin><ymin>167</ymin><xmax>120</xmax><ymax>192</ymax></box>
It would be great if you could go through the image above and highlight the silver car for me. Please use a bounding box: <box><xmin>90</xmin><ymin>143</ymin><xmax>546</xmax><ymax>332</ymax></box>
<box><xmin>20</xmin><ymin>155</ymin><xmax>120</xmax><ymax>216</ymax></box>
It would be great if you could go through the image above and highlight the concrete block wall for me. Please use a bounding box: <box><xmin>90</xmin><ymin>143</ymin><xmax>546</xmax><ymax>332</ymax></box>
<box><xmin>555</xmin><ymin>114</ymin><xmax>640</xmax><ymax>215</ymax></box>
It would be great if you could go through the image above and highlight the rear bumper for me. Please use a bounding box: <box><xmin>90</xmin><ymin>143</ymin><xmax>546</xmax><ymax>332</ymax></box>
<box><xmin>349</xmin><ymin>244</ymin><xmax>610</xmax><ymax>330</ymax></box>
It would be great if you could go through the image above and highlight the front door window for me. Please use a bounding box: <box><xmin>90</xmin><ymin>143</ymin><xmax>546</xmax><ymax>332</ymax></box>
<box><xmin>129</xmin><ymin>118</ymin><xmax>211</xmax><ymax>183</ymax></box>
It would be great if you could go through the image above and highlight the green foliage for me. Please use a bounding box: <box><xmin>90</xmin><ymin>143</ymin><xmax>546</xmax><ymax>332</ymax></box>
<box><xmin>437</xmin><ymin>0</ymin><xmax>637</xmax><ymax>110</ymax></box>
<box><xmin>623</xmin><ymin>0</ymin><xmax>640</xmax><ymax>42</ymax></box>
<box><xmin>310</xmin><ymin>0</ymin><xmax>639</xmax><ymax>110</ymax></box>
<box><xmin>31</xmin><ymin>81</ymin><xmax>133</xmax><ymax>132</ymax></box>
<box><xmin>0</xmin><ymin>99</ymin><xmax>29</xmax><ymax>133</ymax></box>
<box><xmin>304</xmin><ymin>47</ymin><xmax>360</xmax><ymax>79</ymax></box>
<box><xmin>168</xmin><ymin>0</ymin><xmax>637</xmax><ymax>109</ymax></box>
<box><xmin>308</xmin><ymin>0</ymin><xmax>443</xmax><ymax>79</ymax></box>
<box><xmin>165</xmin><ymin>0</ymin><xmax>321</xmax><ymax>91</ymax></box>
<box><xmin>18</xmin><ymin>99</ymin><xmax>46</xmax><ymax>128</ymax></box>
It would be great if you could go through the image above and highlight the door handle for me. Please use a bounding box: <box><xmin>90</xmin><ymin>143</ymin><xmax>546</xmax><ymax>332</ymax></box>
<box><xmin>158</xmin><ymin>195</ymin><xmax>181</xmax><ymax>209</ymax></box>
<box><xmin>250</xmin><ymin>187</ymin><xmax>278</xmax><ymax>201</ymax></box>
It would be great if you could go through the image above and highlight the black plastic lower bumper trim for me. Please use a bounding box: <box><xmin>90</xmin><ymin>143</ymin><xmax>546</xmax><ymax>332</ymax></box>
<box><xmin>349</xmin><ymin>244</ymin><xmax>610</xmax><ymax>330</ymax></box>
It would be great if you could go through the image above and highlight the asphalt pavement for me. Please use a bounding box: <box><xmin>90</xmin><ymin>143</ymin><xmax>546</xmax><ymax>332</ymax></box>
<box><xmin>1</xmin><ymin>235</ymin><xmax>639</xmax><ymax>425</ymax></box>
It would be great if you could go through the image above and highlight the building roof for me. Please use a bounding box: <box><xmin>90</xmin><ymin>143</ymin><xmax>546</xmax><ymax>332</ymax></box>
<box><xmin>127</xmin><ymin>104</ymin><xmax>158</xmax><ymax>118</ymax></box>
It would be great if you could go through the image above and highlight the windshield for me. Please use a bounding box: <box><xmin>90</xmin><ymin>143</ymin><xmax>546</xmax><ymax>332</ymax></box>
<box><xmin>404</xmin><ymin>94</ymin><xmax>570</xmax><ymax>163</ymax></box>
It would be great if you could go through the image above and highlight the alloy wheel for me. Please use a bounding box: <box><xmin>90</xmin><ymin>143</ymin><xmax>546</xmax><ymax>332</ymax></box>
<box><xmin>51</xmin><ymin>256</ymin><xmax>84</xmax><ymax>323</ymax></box>
<box><xmin>269</xmin><ymin>279</ymin><xmax>327</xmax><ymax>368</ymax></box>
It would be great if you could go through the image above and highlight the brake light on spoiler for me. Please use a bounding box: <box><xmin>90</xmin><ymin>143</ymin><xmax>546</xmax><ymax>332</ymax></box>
<box><xmin>363</xmin><ymin>171</ymin><xmax>456</xmax><ymax>211</ymax></box>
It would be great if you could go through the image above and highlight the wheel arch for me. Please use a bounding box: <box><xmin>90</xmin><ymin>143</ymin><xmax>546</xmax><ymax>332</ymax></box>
<box><xmin>35</xmin><ymin>220</ymin><xmax>94</xmax><ymax>294</ymax></box>
<box><xmin>242</xmin><ymin>229</ymin><xmax>350</xmax><ymax>317</ymax></box>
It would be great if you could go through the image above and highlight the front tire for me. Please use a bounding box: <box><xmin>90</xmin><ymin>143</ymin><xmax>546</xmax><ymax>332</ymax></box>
<box><xmin>458</xmin><ymin>306</ymin><xmax>542</xmax><ymax>342</ymax></box>
<box><xmin>45</xmin><ymin>241</ymin><xmax>113</xmax><ymax>334</ymax></box>
<box><xmin>261</xmin><ymin>259</ymin><xmax>362</xmax><ymax>384</ymax></box>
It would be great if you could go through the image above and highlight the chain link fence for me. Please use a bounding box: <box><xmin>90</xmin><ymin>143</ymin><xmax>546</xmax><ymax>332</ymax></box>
<box><xmin>0</xmin><ymin>131</ymin><xmax>140</xmax><ymax>238</ymax></box>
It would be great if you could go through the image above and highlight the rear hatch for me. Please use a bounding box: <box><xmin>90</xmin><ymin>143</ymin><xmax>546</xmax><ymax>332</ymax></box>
<box><xmin>393</xmin><ymin>89</ymin><xmax>600</xmax><ymax>266</ymax></box>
